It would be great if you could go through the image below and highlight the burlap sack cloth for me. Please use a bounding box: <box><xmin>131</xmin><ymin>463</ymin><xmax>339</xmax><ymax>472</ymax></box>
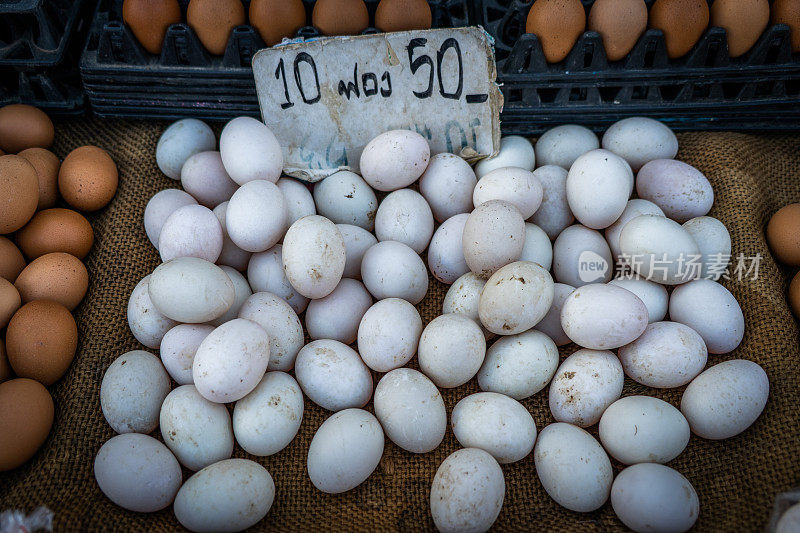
<box><xmin>1</xmin><ymin>119</ymin><xmax>799</xmax><ymax>532</ymax></box>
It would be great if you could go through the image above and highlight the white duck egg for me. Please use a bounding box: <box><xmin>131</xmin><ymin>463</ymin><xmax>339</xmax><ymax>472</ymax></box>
<box><xmin>473</xmin><ymin>167</ymin><xmax>543</xmax><ymax>219</ymax></box>
<box><xmin>143</xmin><ymin>189</ymin><xmax>197</xmax><ymax>249</ymax></box>
<box><xmin>219</xmin><ymin>116</ymin><xmax>282</xmax><ymax>185</ymax></box>
<box><xmin>282</xmin><ymin>215</ymin><xmax>346</xmax><ymax>299</ymax></box>
<box><xmin>361</xmin><ymin>240</ymin><xmax>428</xmax><ymax>304</ymax></box>
<box><xmin>127</xmin><ymin>274</ymin><xmax>177</xmax><ymax>349</ymax></box>
<box><xmin>180</xmin><ymin>151</ymin><xmax>237</xmax><ymax>208</ymax></box>
<box><xmin>359</xmin><ymin>129</ymin><xmax>430</xmax><ymax>191</ymax></box>
<box><xmin>566</xmin><ymin>149</ymin><xmax>633</xmax><ymax>230</ymax></box>
<box><xmin>225</xmin><ymin>179</ymin><xmax>288</xmax><ymax>253</ymax></box>
<box><xmin>462</xmin><ymin>200</ymin><xmax>526</xmax><ymax>279</ymax></box>
<box><xmin>158</xmin><ymin>204</ymin><xmax>223</xmax><ymax>263</ymax></box>
<box><xmin>682</xmin><ymin>216</ymin><xmax>731</xmax><ymax>280</ymax></box>
<box><xmin>159</xmin><ymin>324</ymin><xmax>214</xmax><ymax>385</ymax></box>
<box><xmin>100</xmin><ymin>350</ymin><xmax>170</xmax><ymax>434</ymax></box>
<box><xmin>238</xmin><ymin>291</ymin><xmax>304</xmax><ymax>371</ymax></box>
<box><xmin>313</xmin><ymin>170</ymin><xmax>378</xmax><ymax>231</ymax></box>
<box><xmin>419</xmin><ymin>152</ymin><xmax>477</xmax><ymax>222</ymax></box>
<box><xmin>637</xmin><ymin>159</ymin><xmax>713</xmax><ymax>223</ymax></box>
<box><xmin>533</xmin><ymin>282</ymin><xmax>575</xmax><ymax>346</ymax></box>
<box><xmin>148</xmin><ymin>257</ymin><xmax>234</xmax><ymax>323</ymax></box>
<box><xmin>602</xmin><ymin>117</ymin><xmax>679</xmax><ymax>172</ymax></box>
<box><xmin>156</xmin><ymin>118</ymin><xmax>215</xmax><ymax>180</ymax></box>
<box><xmin>560</xmin><ymin>283</ymin><xmax>648</xmax><ymax>349</ymax></box>
<box><xmin>552</xmin><ymin>224</ymin><xmax>613</xmax><ymax>287</ymax></box>
<box><xmin>276</xmin><ymin>177</ymin><xmax>316</xmax><ymax>227</ymax></box>
<box><xmin>418</xmin><ymin>313</ymin><xmax>486</xmax><ymax>388</ymax></box>
<box><xmin>474</xmin><ymin>135</ymin><xmax>535</xmax><ymax>177</ymax></box>
<box><xmin>294</xmin><ymin>340</ymin><xmax>373</xmax><ymax>411</ymax></box>
<box><xmin>608</xmin><ymin>276</ymin><xmax>668</xmax><ymax>323</ymax></box>
<box><xmin>247</xmin><ymin>244</ymin><xmax>309</xmax><ymax>314</ymax></box>
<box><xmin>428</xmin><ymin>213</ymin><xmax>470</xmax><ymax>284</ymax></box>
<box><xmin>305</xmin><ymin>278</ymin><xmax>372</xmax><ymax>344</ymax></box>
<box><xmin>669</xmin><ymin>279</ymin><xmax>744</xmax><ymax>354</ymax></box>
<box><xmin>529</xmin><ymin>165</ymin><xmax>574</xmax><ymax>239</ymax></box>
<box><xmin>357</xmin><ymin>297</ymin><xmax>422</xmax><ymax>372</ymax></box>
<box><xmin>478</xmin><ymin>261</ymin><xmax>554</xmax><ymax>336</ymax></box>
<box><xmin>374</xmin><ymin>188</ymin><xmax>434</xmax><ymax>253</ymax></box>
<box><xmin>618</xmin><ymin>214</ymin><xmax>701</xmax><ymax>285</ymax></box>
<box><xmin>478</xmin><ymin>329</ymin><xmax>559</xmax><ymax>399</ymax></box>
<box><xmin>534</xmin><ymin>124</ymin><xmax>599</xmax><ymax>169</ymax></box>
<box><xmin>212</xmin><ymin>201</ymin><xmax>252</xmax><ymax>272</ymax></box>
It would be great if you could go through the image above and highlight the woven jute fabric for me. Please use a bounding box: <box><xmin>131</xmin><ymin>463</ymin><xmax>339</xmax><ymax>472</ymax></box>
<box><xmin>1</xmin><ymin>119</ymin><xmax>799</xmax><ymax>532</ymax></box>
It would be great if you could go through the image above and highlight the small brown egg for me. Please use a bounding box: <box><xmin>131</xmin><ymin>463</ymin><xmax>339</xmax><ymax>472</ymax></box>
<box><xmin>588</xmin><ymin>0</ymin><xmax>647</xmax><ymax>61</ymax></box>
<box><xmin>123</xmin><ymin>0</ymin><xmax>182</xmax><ymax>55</ymax></box>
<box><xmin>16</xmin><ymin>209</ymin><xmax>94</xmax><ymax>260</ymax></box>
<box><xmin>187</xmin><ymin>0</ymin><xmax>245</xmax><ymax>55</ymax></box>
<box><xmin>18</xmin><ymin>148</ymin><xmax>60</xmax><ymax>210</ymax></box>
<box><xmin>0</xmin><ymin>155</ymin><xmax>39</xmax><ymax>234</ymax></box>
<box><xmin>0</xmin><ymin>340</ymin><xmax>12</xmax><ymax>383</ymax></box>
<box><xmin>710</xmin><ymin>0</ymin><xmax>770</xmax><ymax>58</ymax></box>
<box><xmin>650</xmin><ymin>0</ymin><xmax>709</xmax><ymax>58</ymax></box>
<box><xmin>14</xmin><ymin>252</ymin><xmax>89</xmax><ymax>311</ymax></box>
<box><xmin>772</xmin><ymin>0</ymin><xmax>800</xmax><ymax>53</ymax></box>
<box><xmin>313</xmin><ymin>0</ymin><xmax>369</xmax><ymax>36</ymax></box>
<box><xmin>250</xmin><ymin>0</ymin><xmax>307</xmax><ymax>46</ymax></box>
<box><xmin>6</xmin><ymin>300</ymin><xmax>77</xmax><ymax>386</ymax></box>
<box><xmin>375</xmin><ymin>0</ymin><xmax>432</xmax><ymax>32</ymax></box>
<box><xmin>0</xmin><ymin>237</ymin><xmax>25</xmax><ymax>282</ymax></box>
<box><xmin>767</xmin><ymin>204</ymin><xmax>800</xmax><ymax>266</ymax></box>
<box><xmin>526</xmin><ymin>0</ymin><xmax>586</xmax><ymax>63</ymax></box>
<box><xmin>0</xmin><ymin>378</ymin><xmax>54</xmax><ymax>471</ymax></box>
<box><xmin>58</xmin><ymin>145</ymin><xmax>118</xmax><ymax>212</ymax></box>
<box><xmin>0</xmin><ymin>278</ymin><xmax>20</xmax><ymax>329</ymax></box>
<box><xmin>0</xmin><ymin>104</ymin><xmax>54</xmax><ymax>154</ymax></box>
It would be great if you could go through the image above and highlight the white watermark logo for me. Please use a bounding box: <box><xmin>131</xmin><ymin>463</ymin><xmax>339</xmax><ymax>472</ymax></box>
<box><xmin>578</xmin><ymin>250</ymin><xmax>610</xmax><ymax>283</ymax></box>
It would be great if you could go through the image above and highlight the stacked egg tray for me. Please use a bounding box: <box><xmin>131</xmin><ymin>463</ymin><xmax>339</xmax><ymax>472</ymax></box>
<box><xmin>79</xmin><ymin>0</ymin><xmax>473</xmax><ymax>120</ymax></box>
<box><xmin>0</xmin><ymin>0</ymin><xmax>92</xmax><ymax>114</ymax></box>
<box><xmin>478</xmin><ymin>0</ymin><xmax>800</xmax><ymax>133</ymax></box>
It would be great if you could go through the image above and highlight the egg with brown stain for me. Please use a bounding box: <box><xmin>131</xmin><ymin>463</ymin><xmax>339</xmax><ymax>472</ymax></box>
<box><xmin>250</xmin><ymin>0</ymin><xmax>307</xmax><ymax>46</ymax></box>
<box><xmin>123</xmin><ymin>0</ymin><xmax>182</xmax><ymax>55</ymax></box>
<box><xmin>14</xmin><ymin>252</ymin><xmax>89</xmax><ymax>311</ymax></box>
<box><xmin>18</xmin><ymin>148</ymin><xmax>60</xmax><ymax>211</ymax></box>
<box><xmin>58</xmin><ymin>145</ymin><xmax>118</xmax><ymax>212</ymax></box>
<box><xmin>767</xmin><ymin>203</ymin><xmax>800</xmax><ymax>266</ymax></box>
<box><xmin>6</xmin><ymin>301</ymin><xmax>77</xmax><ymax>386</ymax></box>
<box><xmin>0</xmin><ymin>340</ymin><xmax>12</xmax><ymax>383</ymax></box>
<box><xmin>0</xmin><ymin>278</ymin><xmax>20</xmax><ymax>329</ymax></box>
<box><xmin>526</xmin><ymin>0</ymin><xmax>586</xmax><ymax>63</ymax></box>
<box><xmin>187</xmin><ymin>0</ymin><xmax>245</xmax><ymax>55</ymax></box>
<box><xmin>0</xmin><ymin>155</ymin><xmax>39</xmax><ymax>234</ymax></box>
<box><xmin>0</xmin><ymin>378</ymin><xmax>54</xmax><ymax>471</ymax></box>
<box><xmin>16</xmin><ymin>208</ymin><xmax>94</xmax><ymax>260</ymax></box>
<box><xmin>710</xmin><ymin>0</ymin><xmax>770</xmax><ymax>58</ymax></box>
<box><xmin>772</xmin><ymin>0</ymin><xmax>800</xmax><ymax>53</ymax></box>
<box><xmin>0</xmin><ymin>237</ymin><xmax>26</xmax><ymax>282</ymax></box>
<box><xmin>650</xmin><ymin>0</ymin><xmax>710</xmax><ymax>58</ymax></box>
<box><xmin>375</xmin><ymin>0</ymin><xmax>432</xmax><ymax>32</ymax></box>
<box><xmin>588</xmin><ymin>0</ymin><xmax>647</xmax><ymax>61</ymax></box>
<box><xmin>313</xmin><ymin>0</ymin><xmax>369</xmax><ymax>36</ymax></box>
<box><xmin>0</xmin><ymin>104</ymin><xmax>54</xmax><ymax>154</ymax></box>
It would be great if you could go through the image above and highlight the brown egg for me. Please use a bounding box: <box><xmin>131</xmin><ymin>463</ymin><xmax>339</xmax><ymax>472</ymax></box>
<box><xmin>375</xmin><ymin>0</ymin><xmax>432</xmax><ymax>32</ymax></box>
<box><xmin>58</xmin><ymin>145</ymin><xmax>118</xmax><ymax>212</ymax></box>
<box><xmin>0</xmin><ymin>378</ymin><xmax>54</xmax><ymax>471</ymax></box>
<box><xmin>526</xmin><ymin>0</ymin><xmax>586</xmax><ymax>63</ymax></box>
<box><xmin>710</xmin><ymin>0</ymin><xmax>770</xmax><ymax>58</ymax></box>
<box><xmin>18</xmin><ymin>148</ymin><xmax>60</xmax><ymax>211</ymax></box>
<box><xmin>16</xmin><ymin>208</ymin><xmax>94</xmax><ymax>260</ymax></box>
<box><xmin>773</xmin><ymin>0</ymin><xmax>800</xmax><ymax>53</ymax></box>
<box><xmin>0</xmin><ymin>104</ymin><xmax>54</xmax><ymax>154</ymax></box>
<box><xmin>0</xmin><ymin>155</ymin><xmax>39</xmax><ymax>234</ymax></box>
<box><xmin>14</xmin><ymin>252</ymin><xmax>89</xmax><ymax>311</ymax></box>
<box><xmin>0</xmin><ymin>278</ymin><xmax>20</xmax><ymax>329</ymax></box>
<box><xmin>650</xmin><ymin>0</ymin><xmax>709</xmax><ymax>58</ymax></box>
<box><xmin>313</xmin><ymin>0</ymin><xmax>369</xmax><ymax>36</ymax></box>
<box><xmin>6</xmin><ymin>301</ymin><xmax>77</xmax><ymax>386</ymax></box>
<box><xmin>767</xmin><ymin>204</ymin><xmax>800</xmax><ymax>266</ymax></box>
<box><xmin>187</xmin><ymin>0</ymin><xmax>245</xmax><ymax>55</ymax></box>
<box><xmin>123</xmin><ymin>0</ymin><xmax>182</xmax><ymax>55</ymax></box>
<box><xmin>250</xmin><ymin>0</ymin><xmax>307</xmax><ymax>46</ymax></box>
<box><xmin>0</xmin><ymin>237</ymin><xmax>25</xmax><ymax>282</ymax></box>
<box><xmin>0</xmin><ymin>340</ymin><xmax>12</xmax><ymax>383</ymax></box>
<box><xmin>588</xmin><ymin>0</ymin><xmax>647</xmax><ymax>61</ymax></box>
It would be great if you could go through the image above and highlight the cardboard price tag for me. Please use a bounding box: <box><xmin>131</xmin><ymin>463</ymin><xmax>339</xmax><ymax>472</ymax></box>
<box><xmin>252</xmin><ymin>27</ymin><xmax>502</xmax><ymax>182</ymax></box>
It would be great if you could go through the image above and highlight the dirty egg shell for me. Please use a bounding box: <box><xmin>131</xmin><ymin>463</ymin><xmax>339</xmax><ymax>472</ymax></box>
<box><xmin>94</xmin><ymin>433</ymin><xmax>181</xmax><ymax>512</ymax></box>
<box><xmin>533</xmin><ymin>282</ymin><xmax>575</xmax><ymax>346</ymax></box>
<box><xmin>294</xmin><ymin>339</ymin><xmax>372</xmax><ymax>411</ymax></box>
<box><xmin>233</xmin><ymin>371</ymin><xmax>304</xmax><ymax>456</ymax></box>
<box><xmin>226</xmin><ymin>179</ymin><xmax>288</xmax><ymax>253</ymax></box>
<box><xmin>462</xmin><ymin>199</ymin><xmax>526</xmax><ymax>279</ymax></box>
<box><xmin>100</xmin><ymin>350</ymin><xmax>170</xmax><ymax>434</ymax></box>
<box><xmin>360</xmin><ymin>240</ymin><xmax>428</xmax><ymax>304</ymax></box>
<box><xmin>566</xmin><ymin>149</ymin><xmax>634</xmax><ymax>230</ymax></box>
<box><xmin>148</xmin><ymin>257</ymin><xmax>235</xmax><ymax>323</ymax></box>
<box><xmin>219</xmin><ymin>116</ymin><xmax>283</xmax><ymax>185</ymax></box>
<box><xmin>475</xmin><ymin>135</ymin><xmax>535</xmax><ymax>178</ymax></box>
<box><xmin>525</xmin><ymin>0</ymin><xmax>586</xmax><ymax>63</ymax></box>
<box><xmin>277</xmin><ymin>177</ymin><xmax>316</xmax><ymax>227</ymax></box>
<box><xmin>478</xmin><ymin>329</ymin><xmax>559</xmax><ymax>399</ymax></box>
<box><xmin>473</xmin><ymin>167</ymin><xmax>544</xmax><ymax>220</ymax></box>
<box><xmin>619</xmin><ymin>321</ymin><xmax>707</xmax><ymax>388</ymax></box>
<box><xmin>479</xmin><ymin>261</ymin><xmax>554</xmax><ymax>336</ymax></box>
<box><xmin>307</xmin><ymin>408</ymin><xmax>384</xmax><ymax>493</ymax></box>
<box><xmin>160</xmin><ymin>324</ymin><xmax>214</xmax><ymax>385</ymax></box>
<box><xmin>419</xmin><ymin>153</ymin><xmax>477</xmax><ymax>222</ymax></box>
<box><xmin>668</xmin><ymin>279</ymin><xmax>744</xmax><ymax>354</ymax></box>
<box><xmin>144</xmin><ymin>189</ymin><xmax>198</xmax><ymax>249</ymax></box>
<box><xmin>602</xmin><ymin>117</ymin><xmax>679</xmax><ymax>172</ymax></box>
<box><xmin>428</xmin><ymin>213</ymin><xmax>470</xmax><ymax>284</ymax></box>
<box><xmin>375</xmin><ymin>188</ymin><xmax>434</xmax><ymax>253</ymax></box>
<box><xmin>0</xmin><ymin>378</ymin><xmax>53</xmax><ymax>471</ymax></box>
<box><xmin>636</xmin><ymin>159</ymin><xmax>713</xmax><ymax>223</ymax></box>
<box><xmin>14</xmin><ymin>252</ymin><xmax>88</xmax><ymax>311</ymax></box>
<box><xmin>247</xmin><ymin>244</ymin><xmax>309</xmax><ymax>313</ymax></box>
<box><xmin>608</xmin><ymin>276</ymin><xmax>668</xmax><ymax>323</ymax></box>
<box><xmin>174</xmin><ymin>459</ymin><xmax>275</xmax><ymax>532</ymax></box>
<box><xmin>313</xmin><ymin>171</ymin><xmax>378</xmax><ymax>231</ymax></box>
<box><xmin>418</xmin><ymin>313</ymin><xmax>486</xmax><ymax>388</ymax></box>
<box><xmin>16</xmin><ymin>208</ymin><xmax>94</xmax><ymax>260</ymax></box>
<box><xmin>127</xmin><ymin>275</ymin><xmax>178</xmax><ymax>349</ymax></box>
<box><xmin>561</xmin><ymin>283</ymin><xmax>648</xmax><ymax>349</ymax></box>
<box><xmin>534</xmin><ymin>422</ymin><xmax>613</xmax><ymax>512</ymax></box>
<box><xmin>359</xmin><ymin>129</ymin><xmax>430</xmax><ymax>192</ymax></box>
<box><xmin>158</xmin><ymin>203</ymin><xmax>223</xmax><ymax>263</ymax></box>
<box><xmin>604</xmin><ymin>198</ymin><xmax>665</xmax><ymax>259</ymax></box>
<box><xmin>529</xmin><ymin>165</ymin><xmax>574</xmax><ymax>239</ymax></box>
<box><xmin>682</xmin><ymin>215</ymin><xmax>731</xmax><ymax>280</ymax></box>
<box><xmin>282</xmin><ymin>215</ymin><xmax>345</xmax><ymax>299</ymax></box>
<box><xmin>553</xmin><ymin>224</ymin><xmax>613</xmax><ymax>287</ymax></box>
<box><xmin>212</xmin><ymin>203</ymin><xmax>252</xmax><ymax>271</ymax></box>
<box><xmin>180</xmin><ymin>151</ymin><xmax>238</xmax><ymax>208</ymax></box>
<box><xmin>374</xmin><ymin>368</ymin><xmax>446</xmax><ymax>454</ymax></box>
<box><xmin>452</xmin><ymin>392</ymin><xmax>537</xmax><ymax>464</ymax></box>
<box><xmin>357</xmin><ymin>297</ymin><xmax>422</xmax><ymax>372</ymax></box>
<box><xmin>619</xmin><ymin>214</ymin><xmax>701</xmax><ymax>285</ymax></box>
<box><xmin>305</xmin><ymin>278</ymin><xmax>372</xmax><ymax>344</ymax></box>
<box><xmin>535</xmin><ymin>124</ymin><xmax>599</xmax><ymax>170</ymax></box>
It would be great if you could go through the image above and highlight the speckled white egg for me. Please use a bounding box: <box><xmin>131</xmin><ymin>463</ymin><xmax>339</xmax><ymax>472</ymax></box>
<box><xmin>549</xmin><ymin>349</ymin><xmax>624</xmax><ymax>427</ymax></box>
<box><xmin>305</xmin><ymin>278</ymin><xmax>372</xmax><ymax>344</ymax></box>
<box><xmin>156</xmin><ymin>118</ymin><xmax>215</xmax><ymax>180</ymax></box>
<box><xmin>158</xmin><ymin>204</ymin><xmax>223</xmax><ymax>263</ymax></box>
<box><xmin>144</xmin><ymin>189</ymin><xmax>197</xmax><ymax>249</ymax></box>
<box><xmin>276</xmin><ymin>177</ymin><xmax>315</xmax><ymax>226</ymax></box>
<box><xmin>357</xmin><ymin>297</ymin><xmax>422</xmax><ymax>372</ymax></box>
<box><xmin>428</xmin><ymin>213</ymin><xmax>469</xmax><ymax>284</ymax></box>
<box><xmin>208</xmin><ymin>266</ymin><xmax>252</xmax><ymax>327</ymax></box>
<box><xmin>418</xmin><ymin>313</ymin><xmax>486</xmax><ymax>388</ymax></box>
<box><xmin>226</xmin><ymin>180</ymin><xmax>287</xmax><ymax>253</ymax></box>
<box><xmin>180</xmin><ymin>151</ymin><xmax>238</xmax><ymax>208</ymax></box>
<box><xmin>474</xmin><ymin>135</ymin><xmax>535</xmax><ymax>177</ymax></box>
<box><xmin>360</xmin><ymin>240</ymin><xmax>428</xmax><ymax>304</ymax></box>
<box><xmin>477</xmin><ymin>329</ymin><xmax>559</xmax><ymax>399</ymax></box>
<box><xmin>637</xmin><ymin>159</ymin><xmax>713</xmax><ymax>223</ymax></box>
<box><xmin>148</xmin><ymin>257</ymin><xmax>234</xmax><ymax>323</ymax></box>
<box><xmin>552</xmin><ymin>224</ymin><xmax>613</xmax><ymax>287</ymax></box>
<box><xmin>247</xmin><ymin>245</ymin><xmax>308</xmax><ymax>314</ymax></box>
<box><xmin>159</xmin><ymin>385</ymin><xmax>233</xmax><ymax>471</ymax></box>
<box><xmin>452</xmin><ymin>392</ymin><xmax>537</xmax><ymax>464</ymax></box>
<box><xmin>681</xmin><ymin>359</ymin><xmax>768</xmax><ymax>440</ymax></box>
<box><xmin>128</xmin><ymin>274</ymin><xmax>178</xmax><ymax>349</ymax></box>
<box><xmin>282</xmin><ymin>215</ymin><xmax>345</xmax><ymax>299</ymax></box>
<box><xmin>529</xmin><ymin>165</ymin><xmax>574</xmax><ymax>239</ymax></box>
<box><xmin>473</xmin><ymin>167</ymin><xmax>543</xmax><ymax>219</ymax></box>
<box><xmin>561</xmin><ymin>283</ymin><xmax>648</xmax><ymax>349</ymax></box>
<box><xmin>294</xmin><ymin>340</ymin><xmax>372</xmax><ymax>411</ymax></box>
<box><xmin>359</xmin><ymin>129</ymin><xmax>430</xmax><ymax>191</ymax></box>
<box><xmin>608</xmin><ymin>276</ymin><xmax>669</xmax><ymax>323</ymax></box>
<box><xmin>233</xmin><ymin>371</ymin><xmax>303</xmax><ymax>456</ymax></box>
<box><xmin>520</xmin><ymin>222</ymin><xmax>552</xmax><ymax>269</ymax></box>
<box><xmin>683</xmin><ymin>216</ymin><xmax>731</xmax><ymax>280</ymax></box>
<box><xmin>375</xmin><ymin>188</ymin><xmax>434</xmax><ymax>253</ymax></box>
<box><xmin>669</xmin><ymin>279</ymin><xmax>744</xmax><ymax>354</ymax></box>
<box><xmin>599</xmin><ymin>395</ymin><xmax>690</xmax><ymax>465</ymax></box>
<box><xmin>604</xmin><ymin>199</ymin><xmax>665</xmax><ymax>259</ymax></box>
<box><xmin>101</xmin><ymin>350</ymin><xmax>170</xmax><ymax>434</ymax></box>
<box><xmin>430</xmin><ymin>448</ymin><xmax>505</xmax><ymax>533</ymax></box>
<box><xmin>219</xmin><ymin>116</ymin><xmax>282</xmax><ymax>185</ymax></box>
<box><xmin>462</xmin><ymin>200</ymin><xmax>525</xmax><ymax>279</ymax></box>
<box><xmin>602</xmin><ymin>117</ymin><xmax>679</xmax><ymax>172</ymax></box>
<box><xmin>479</xmin><ymin>261</ymin><xmax>554</xmax><ymax>335</ymax></box>
<box><xmin>611</xmin><ymin>463</ymin><xmax>699</xmax><ymax>533</ymax></box>
<box><xmin>419</xmin><ymin>153</ymin><xmax>477</xmax><ymax>222</ymax></box>
<box><xmin>338</xmin><ymin>224</ymin><xmax>377</xmax><ymax>280</ymax></box>
<box><xmin>535</xmin><ymin>124</ymin><xmax>600</xmax><ymax>169</ymax></box>
<box><xmin>566</xmin><ymin>149</ymin><xmax>633</xmax><ymax>230</ymax></box>
<box><xmin>442</xmin><ymin>272</ymin><xmax>488</xmax><ymax>337</ymax></box>
<box><xmin>533</xmin><ymin>282</ymin><xmax>574</xmax><ymax>346</ymax></box>
<box><xmin>619</xmin><ymin>321</ymin><xmax>707</xmax><ymax>388</ymax></box>
<box><xmin>374</xmin><ymin>368</ymin><xmax>446</xmax><ymax>453</ymax></box>
<box><xmin>313</xmin><ymin>171</ymin><xmax>378</xmax><ymax>231</ymax></box>
<box><xmin>307</xmin><ymin>408</ymin><xmax>384</xmax><ymax>493</ymax></box>
<box><xmin>212</xmin><ymin>202</ymin><xmax>251</xmax><ymax>271</ymax></box>
<box><xmin>160</xmin><ymin>324</ymin><xmax>214</xmax><ymax>385</ymax></box>
<box><xmin>238</xmin><ymin>291</ymin><xmax>304</xmax><ymax>371</ymax></box>
<box><xmin>619</xmin><ymin>215</ymin><xmax>701</xmax><ymax>285</ymax></box>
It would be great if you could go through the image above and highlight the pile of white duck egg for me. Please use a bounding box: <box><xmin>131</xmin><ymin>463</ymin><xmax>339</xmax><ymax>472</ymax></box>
<box><xmin>94</xmin><ymin>115</ymin><xmax>769</xmax><ymax>533</ymax></box>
